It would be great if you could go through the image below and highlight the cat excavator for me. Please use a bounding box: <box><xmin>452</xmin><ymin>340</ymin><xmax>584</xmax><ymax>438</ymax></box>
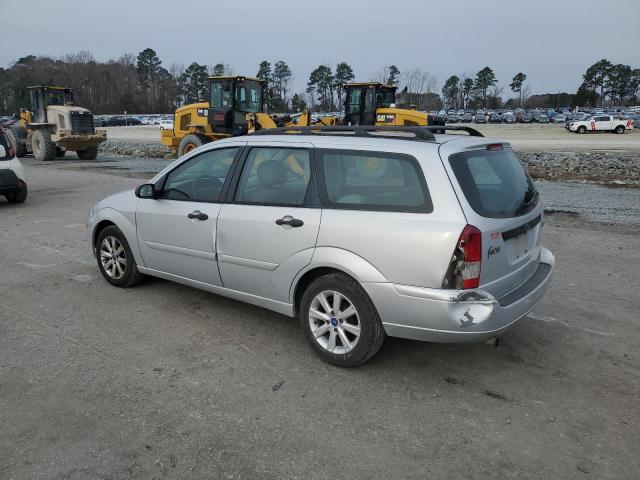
<box><xmin>161</xmin><ymin>75</ymin><xmax>334</xmax><ymax>156</ymax></box>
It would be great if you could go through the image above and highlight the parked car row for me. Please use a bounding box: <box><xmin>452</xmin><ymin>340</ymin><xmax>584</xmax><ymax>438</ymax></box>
<box><xmin>442</xmin><ymin>107</ymin><xmax>640</xmax><ymax>126</ymax></box>
<box><xmin>93</xmin><ymin>114</ymin><xmax>174</xmax><ymax>127</ymax></box>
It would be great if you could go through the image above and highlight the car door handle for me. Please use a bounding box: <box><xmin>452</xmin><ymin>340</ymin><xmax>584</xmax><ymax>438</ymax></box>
<box><xmin>275</xmin><ymin>216</ymin><xmax>304</xmax><ymax>228</ymax></box>
<box><xmin>187</xmin><ymin>210</ymin><xmax>208</xmax><ymax>221</ymax></box>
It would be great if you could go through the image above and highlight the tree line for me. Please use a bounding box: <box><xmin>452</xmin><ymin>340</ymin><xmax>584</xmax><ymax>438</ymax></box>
<box><xmin>1</xmin><ymin>49</ymin><xmax>638</xmax><ymax>116</ymax></box>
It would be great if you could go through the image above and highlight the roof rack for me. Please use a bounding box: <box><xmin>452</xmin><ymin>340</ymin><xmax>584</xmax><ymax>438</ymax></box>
<box><xmin>248</xmin><ymin>125</ymin><xmax>436</xmax><ymax>142</ymax></box>
<box><xmin>423</xmin><ymin>126</ymin><xmax>484</xmax><ymax>137</ymax></box>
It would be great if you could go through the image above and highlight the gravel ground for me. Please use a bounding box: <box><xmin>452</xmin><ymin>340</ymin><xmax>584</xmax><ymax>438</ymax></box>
<box><xmin>1</xmin><ymin>154</ymin><xmax>639</xmax><ymax>480</ymax></box>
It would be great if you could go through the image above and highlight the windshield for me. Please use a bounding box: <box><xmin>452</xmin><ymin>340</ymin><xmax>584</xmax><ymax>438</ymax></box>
<box><xmin>44</xmin><ymin>89</ymin><xmax>72</xmax><ymax>106</ymax></box>
<box><xmin>375</xmin><ymin>88</ymin><xmax>395</xmax><ymax>108</ymax></box>
<box><xmin>235</xmin><ymin>80</ymin><xmax>263</xmax><ymax>113</ymax></box>
<box><xmin>449</xmin><ymin>148</ymin><xmax>538</xmax><ymax>218</ymax></box>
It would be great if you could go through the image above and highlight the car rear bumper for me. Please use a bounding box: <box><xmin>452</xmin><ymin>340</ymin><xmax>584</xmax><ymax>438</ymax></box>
<box><xmin>364</xmin><ymin>246</ymin><xmax>555</xmax><ymax>343</ymax></box>
<box><xmin>0</xmin><ymin>168</ymin><xmax>24</xmax><ymax>194</ymax></box>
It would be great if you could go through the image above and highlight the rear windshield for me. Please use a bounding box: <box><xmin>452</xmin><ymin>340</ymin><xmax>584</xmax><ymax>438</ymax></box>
<box><xmin>448</xmin><ymin>148</ymin><xmax>537</xmax><ymax>218</ymax></box>
<box><xmin>0</xmin><ymin>130</ymin><xmax>11</xmax><ymax>160</ymax></box>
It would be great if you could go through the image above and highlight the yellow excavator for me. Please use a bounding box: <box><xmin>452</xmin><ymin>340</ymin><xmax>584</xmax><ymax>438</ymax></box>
<box><xmin>161</xmin><ymin>75</ymin><xmax>335</xmax><ymax>156</ymax></box>
<box><xmin>341</xmin><ymin>82</ymin><xmax>444</xmax><ymax>127</ymax></box>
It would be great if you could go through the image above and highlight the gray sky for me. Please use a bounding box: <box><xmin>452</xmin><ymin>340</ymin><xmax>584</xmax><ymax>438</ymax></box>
<box><xmin>3</xmin><ymin>0</ymin><xmax>639</xmax><ymax>97</ymax></box>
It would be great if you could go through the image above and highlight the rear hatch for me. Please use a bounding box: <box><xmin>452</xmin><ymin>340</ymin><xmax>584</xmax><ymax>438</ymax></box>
<box><xmin>439</xmin><ymin>139</ymin><xmax>543</xmax><ymax>298</ymax></box>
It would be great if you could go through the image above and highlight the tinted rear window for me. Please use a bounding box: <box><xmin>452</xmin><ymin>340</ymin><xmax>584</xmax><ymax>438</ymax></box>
<box><xmin>448</xmin><ymin>148</ymin><xmax>537</xmax><ymax>218</ymax></box>
<box><xmin>318</xmin><ymin>149</ymin><xmax>432</xmax><ymax>213</ymax></box>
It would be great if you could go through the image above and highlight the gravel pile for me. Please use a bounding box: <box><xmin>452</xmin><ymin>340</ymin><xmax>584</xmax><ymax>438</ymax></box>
<box><xmin>99</xmin><ymin>141</ymin><xmax>173</xmax><ymax>159</ymax></box>
<box><xmin>519</xmin><ymin>151</ymin><xmax>640</xmax><ymax>186</ymax></box>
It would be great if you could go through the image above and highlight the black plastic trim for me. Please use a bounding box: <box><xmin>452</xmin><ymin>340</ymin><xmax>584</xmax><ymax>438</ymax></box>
<box><xmin>498</xmin><ymin>262</ymin><xmax>552</xmax><ymax>306</ymax></box>
<box><xmin>248</xmin><ymin>125</ymin><xmax>437</xmax><ymax>142</ymax></box>
<box><xmin>502</xmin><ymin>215</ymin><xmax>542</xmax><ymax>241</ymax></box>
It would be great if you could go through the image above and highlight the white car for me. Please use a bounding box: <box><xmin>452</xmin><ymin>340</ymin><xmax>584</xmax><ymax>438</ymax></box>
<box><xmin>159</xmin><ymin>119</ymin><xmax>174</xmax><ymax>131</ymax></box>
<box><xmin>0</xmin><ymin>128</ymin><xmax>28</xmax><ymax>203</ymax></box>
<box><xmin>568</xmin><ymin>115</ymin><xmax>633</xmax><ymax>134</ymax></box>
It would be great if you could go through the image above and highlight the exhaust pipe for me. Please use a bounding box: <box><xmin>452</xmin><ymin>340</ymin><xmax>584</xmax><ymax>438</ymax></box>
<box><xmin>484</xmin><ymin>337</ymin><xmax>500</xmax><ymax>347</ymax></box>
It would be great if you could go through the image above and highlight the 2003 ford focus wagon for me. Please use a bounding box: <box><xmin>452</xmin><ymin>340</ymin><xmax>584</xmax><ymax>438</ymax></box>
<box><xmin>88</xmin><ymin>126</ymin><xmax>554</xmax><ymax>366</ymax></box>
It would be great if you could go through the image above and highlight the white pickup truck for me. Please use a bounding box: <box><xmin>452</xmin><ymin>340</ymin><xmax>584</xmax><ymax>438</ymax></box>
<box><xmin>568</xmin><ymin>115</ymin><xmax>633</xmax><ymax>134</ymax></box>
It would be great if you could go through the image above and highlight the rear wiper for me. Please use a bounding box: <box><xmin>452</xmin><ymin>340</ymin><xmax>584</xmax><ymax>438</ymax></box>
<box><xmin>515</xmin><ymin>190</ymin><xmax>538</xmax><ymax>216</ymax></box>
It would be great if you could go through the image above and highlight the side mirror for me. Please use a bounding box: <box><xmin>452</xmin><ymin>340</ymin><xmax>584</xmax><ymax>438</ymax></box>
<box><xmin>135</xmin><ymin>183</ymin><xmax>158</xmax><ymax>199</ymax></box>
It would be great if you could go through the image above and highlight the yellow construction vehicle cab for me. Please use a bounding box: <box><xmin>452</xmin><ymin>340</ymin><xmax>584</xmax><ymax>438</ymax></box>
<box><xmin>342</xmin><ymin>82</ymin><xmax>444</xmax><ymax>127</ymax></box>
<box><xmin>162</xmin><ymin>76</ymin><xmax>275</xmax><ymax>156</ymax></box>
<box><xmin>162</xmin><ymin>75</ymin><xmax>335</xmax><ymax>157</ymax></box>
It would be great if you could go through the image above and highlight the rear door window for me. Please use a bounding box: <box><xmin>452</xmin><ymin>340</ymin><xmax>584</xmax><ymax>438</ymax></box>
<box><xmin>318</xmin><ymin>149</ymin><xmax>432</xmax><ymax>213</ymax></box>
<box><xmin>448</xmin><ymin>148</ymin><xmax>538</xmax><ymax>218</ymax></box>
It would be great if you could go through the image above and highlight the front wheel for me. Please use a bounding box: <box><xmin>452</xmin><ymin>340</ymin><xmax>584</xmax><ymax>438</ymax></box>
<box><xmin>577</xmin><ymin>126</ymin><xmax>587</xmax><ymax>134</ymax></box>
<box><xmin>615</xmin><ymin>125</ymin><xmax>625</xmax><ymax>134</ymax></box>
<box><xmin>32</xmin><ymin>129</ymin><xmax>56</xmax><ymax>161</ymax></box>
<box><xmin>299</xmin><ymin>273</ymin><xmax>386</xmax><ymax>367</ymax></box>
<box><xmin>96</xmin><ymin>226</ymin><xmax>144</xmax><ymax>288</ymax></box>
<box><xmin>177</xmin><ymin>134</ymin><xmax>206</xmax><ymax>157</ymax></box>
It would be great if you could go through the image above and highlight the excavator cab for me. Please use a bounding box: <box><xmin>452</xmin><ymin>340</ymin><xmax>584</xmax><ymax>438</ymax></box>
<box><xmin>343</xmin><ymin>83</ymin><xmax>396</xmax><ymax>126</ymax></box>
<box><xmin>208</xmin><ymin>76</ymin><xmax>266</xmax><ymax>136</ymax></box>
<box><xmin>27</xmin><ymin>86</ymin><xmax>74</xmax><ymax>124</ymax></box>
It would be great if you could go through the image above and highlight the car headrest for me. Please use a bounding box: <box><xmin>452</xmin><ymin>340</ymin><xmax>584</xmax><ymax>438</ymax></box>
<box><xmin>257</xmin><ymin>160</ymin><xmax>287</xmax><ymax>186</ymax></box>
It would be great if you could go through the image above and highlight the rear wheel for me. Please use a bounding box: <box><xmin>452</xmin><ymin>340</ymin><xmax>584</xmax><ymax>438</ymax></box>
<box><xmin>577</xmin><ymin>125</ymin><xmax>587</xmax><ymax>134</ymax></box>
<box><xmin>615</xmin><ymin>125</ymin><xmax>625</xmax><ymax>134</ymax></box>
<box><xmin>77</xmin><ymin>146</ymin><xmax>98</xmax><ymax>160</ymax></box>
<box><xmin>299</xmin><ymin>273</ymin><xmax>386</xmax><ymax>367</ymax></box>
<box><xmin>5</xmin><ymin>184</ymin><xmax>27</xmax><ymax>204</ymax></box>
<box><xmin>178</xmin><ymin>134</ymin><xmax>206</xmax><ymax>157</ymax></box>
<box><xmin>5</xmin><ymin>127</ymin><xmax>27</xmax><ymax>158</ymax></box>
<box><xmin>31</xmin><ymin>130</ymin><xmax>56</xmax><ymax>161</ymax></box>
<box><xmin>96</xmin><ymin>226</ymin><xmax>144</xmax><ymax>288</ymax></box>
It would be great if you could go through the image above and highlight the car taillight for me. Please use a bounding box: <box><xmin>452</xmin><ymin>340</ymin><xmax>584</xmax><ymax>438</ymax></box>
<box><xmin>442</xmin><ymin>224</ymin><xmax>482</xmax><ymax>290</ymax></box>
<box><xmin>458</xmin><ymin>225</ymin><xmax>482</xmax><ymax>288</ymax></box>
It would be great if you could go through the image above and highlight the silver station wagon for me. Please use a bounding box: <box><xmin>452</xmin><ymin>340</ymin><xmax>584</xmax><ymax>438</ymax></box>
<box><xmin>89</xmin><ymin>126</ymin><xmax>555</xmax><ymax>366</ymax></box>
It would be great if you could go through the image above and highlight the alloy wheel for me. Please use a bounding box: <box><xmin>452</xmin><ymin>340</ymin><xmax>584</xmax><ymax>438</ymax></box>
<box><xmin>308</xmin><ymin>290</ymin><xmax>361</xmax><ymax>354</ymax></box>
<box><xmin>100</xmin><ymin>236</ymin><xmax>127</xmax><ymax>279</ymax></box>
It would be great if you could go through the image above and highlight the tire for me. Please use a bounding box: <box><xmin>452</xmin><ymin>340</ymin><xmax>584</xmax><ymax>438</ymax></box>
<box><xmin>55</xmin><ymin>147</ymin><xmax>66</xmax><ymax>157</ymax></box>
<box><xmin>577</xmin><ymin>126</ymin><xmax>587</xmax><ymax>134</ymax></box>
<box><xmin>5</xmin><ymin>184</ymin><xmax>27</xmax><ymax>204</ymax></box>
<box><xmin>77</xmin><ymin>146</ymin><xmax>99</xmax><ymax>160</ymax></box>
<box><xmin>5</xmin><ymin>127</ymin><xmax>27</xmax><ymax>158</ymax></box>
<box><xmin>615</xmin><ymin>125</ymin><xmax>625</xmax><ymax>134</ymax></box>
<box><xmin>31</xmin><ymin>129</ymin><xmax>56</xmax><ymax>161</ymax></box>
<box><xmin>299</xmin><ymin>272</ymin><xmax>386</xmax><ymax>367</ymax></box>
<box><xmin>95</xmin><ymin>225</ymin><xmax>144</xmax><ymax>288</ymax></box>
<box><xmin>178</xmin><ymin>134</ymin><xmax>206</xmax><ymax>157</ymax></box>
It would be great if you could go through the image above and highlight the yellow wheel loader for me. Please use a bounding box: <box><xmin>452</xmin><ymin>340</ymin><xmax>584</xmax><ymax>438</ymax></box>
<box><xmin>342</xmin><ymin>82</ymin><xmax>445</xmax><ymax>127</ymax></box>
<box><xmin>161</xmin><ymin>75</ymin><xmax>333</xmax><ymax>157</ymax></box>
<box><xmin>10</xmin><ymin>86</ymin><xmax>106</xmax><ymax>161</ymax></box>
